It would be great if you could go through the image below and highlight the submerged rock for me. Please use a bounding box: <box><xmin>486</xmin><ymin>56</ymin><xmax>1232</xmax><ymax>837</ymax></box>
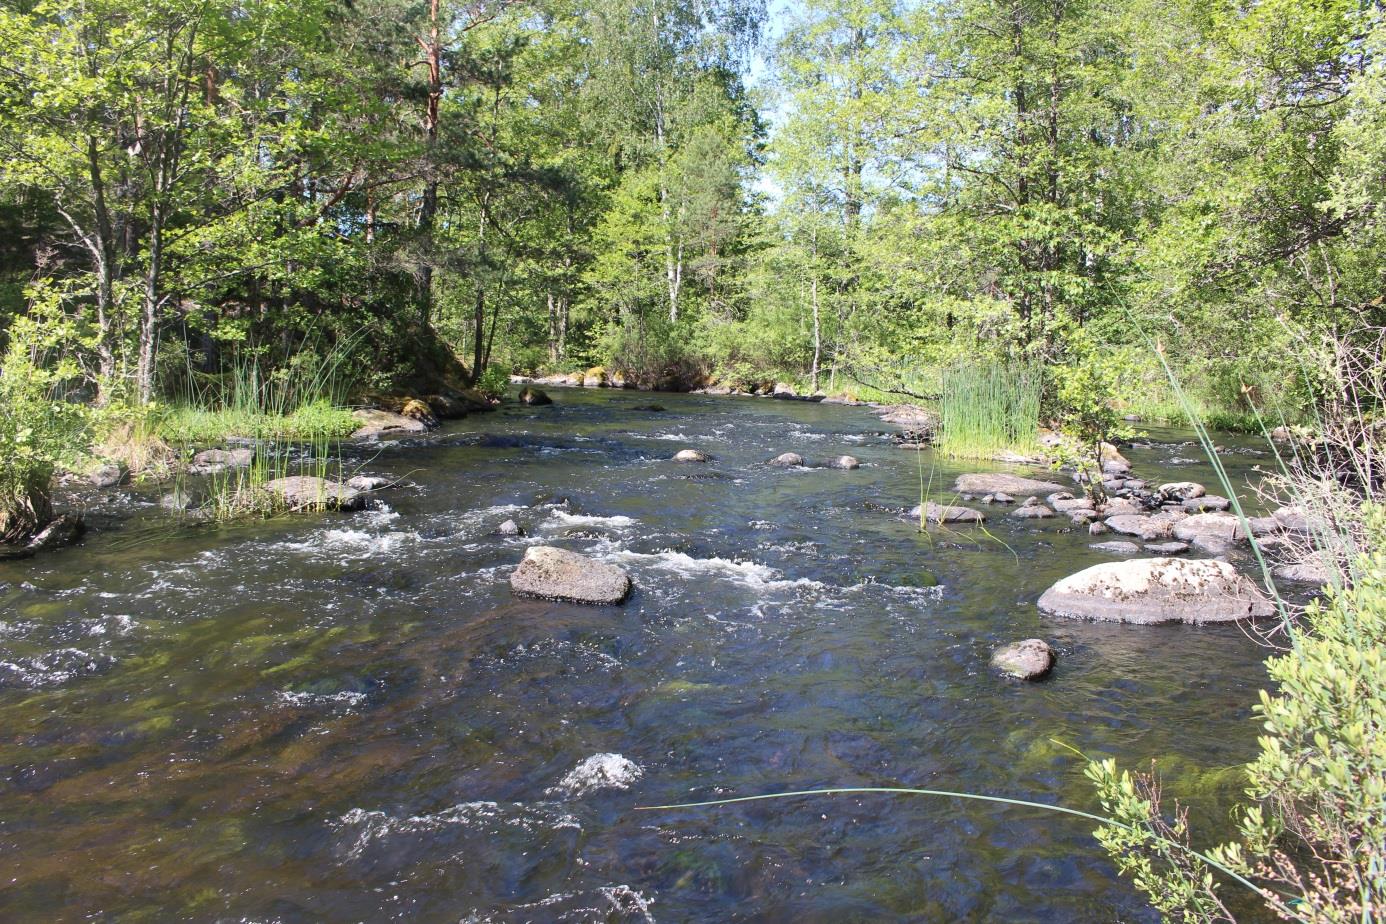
<box><xmin>1091</xmin><ymin>540</ymin><xmax>1141</xmax><ymax>555</ymax></box>
<box><xmin>991</xmin><ymin>639</ymin><xmax>1056</xmax><ymax>681</ymax></box>
<box><xmin>263</xmin><ymin>476</ymin><xmax>365</xmax><ymax>512</ymax></box>
<box><xmin>351</xmin><ymin>408</ymin><xmax>427</xmax><ymax>439</ymax></box>
<box><xmin>1144</xmin><ymin>541</ymin><xmax>1190</xmax><ymax>556</ymax></box>
<box><xmin>188</xmin><ymin>447</ymin><xmax>255</xmax><ymax>475</ymax></box>
<box><xmin>519</xmin><ymin>386</ymin><xmax>552</xmax><ymax>406</ymax></box>
<box><xmin>769</xmin><ymin>452</ymin><xmax>805</xmax><ymax>467</ymax></box>
<box><xmin>955</xmin><ymin>473</ymin><xmax>1069</xmax><ymax>496</ymax></box>
<box><xmin>1037</xmin><ymin>558</ymin><xmax>1274</xmax><ymax>624</ymax></box>
<box><xmin>673</xmin><ymin>449</ymin><xmax>708</xmax><ymax>463</ymax></box>
<box><xmin>908</xmin><ymin>502</ymin><xmax>985</xmax><ymax>524</ymax></box>
<box><xmin>510</xmin><ymin>546</ymin><xmax>632</xmax><ymax>605</ymax></box>
<box><xmin>346</xmin><ymin>475</ymin><xmax>391</xmax><ymax>492</ymax></box>
<box><xmin>830</xmin><ymin>455</ymin><xmax>861</xmax><ymax>470</ymax></box>
<box><xmin>495</xmin><ymin>519</ymin><xmax>524</xmax><ymax>537</ymax></box>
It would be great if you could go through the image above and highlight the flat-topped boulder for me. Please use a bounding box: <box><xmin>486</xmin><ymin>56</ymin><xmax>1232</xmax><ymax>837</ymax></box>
<box><xmin>909</xmin><ymin>502</ymin><xmax>985</xmax><ymax>524</ymax></box>
<box><xmin>188</xmin><ymin>447</ymin><xmax>255</xmax><ymax>475</ymax></box>
<box><xmin>1037</xmin><ymin>558</ymin><xmax>1274</xmax><ymax>624</ymax></box>
<box><xmin>954</xmin><ymin>473</ymin><xmax>1069</xmax><ymax>497</ymax></box>
<box><xmin>263</xmin><ymin>476</ymin><xmax>365</xmax><ymax>511</ymax></box>
<box><xmin>1105</xmin><ymin>514</ymin><xmax>1173</xmax><ymax>541</ymax></box>
<box><xmin>351</xmin><ymin>408</ymin><xmax>428</xmax><ymax>439</ymax></box>
<box><xmin>769</xmin><ymin>452</ymin><xmax>805</xmax><ymax>467</ymax></box>
<box><xmin>1172</xmin><ymin>512</ymin><xmax>1244</xmax><ymax>543</ymax></box>
<box><xmin>673</xmin><ymin>449</ymin><xmax>709</xmax><ymax>463</ymax></box>
<box><xmin>510</xmin><ymin>546</ymin><xmax>632</xmax><ymax>605</ymax></box>
<box><xmin>1158</xmin><ymin>481</ymin><xmax>1206</xmax><ymax>501</ymax></box>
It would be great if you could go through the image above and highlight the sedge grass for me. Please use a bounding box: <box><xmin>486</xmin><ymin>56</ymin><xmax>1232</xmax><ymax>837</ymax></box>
<box><xmin>936</xmin><ymin>362</ymin><xmax>1043</xmax><ymax>460</ymax></box>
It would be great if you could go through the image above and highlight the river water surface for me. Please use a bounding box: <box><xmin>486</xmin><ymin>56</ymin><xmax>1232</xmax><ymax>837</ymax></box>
<box><xmin>0</xmin><ymin>390</ymin><xmax>1279</xmax><ymax>921</ymax></box>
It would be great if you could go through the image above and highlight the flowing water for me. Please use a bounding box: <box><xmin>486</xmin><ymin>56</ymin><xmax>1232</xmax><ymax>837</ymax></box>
<box><xmin>0</xmin><ymin>391</ymin><xmax>1282</xmax><ymax>922</ymax></box>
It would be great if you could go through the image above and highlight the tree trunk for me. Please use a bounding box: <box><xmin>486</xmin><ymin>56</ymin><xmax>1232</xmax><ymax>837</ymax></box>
<box><xmin>416</xmin><ymin>0</ymin><xmax>442</xmax><ymax>326</ymax></box>
<box><xmin>809</xmin><ymin>228</ymin><xmax>821</xmax><ymax>393</ymax></box>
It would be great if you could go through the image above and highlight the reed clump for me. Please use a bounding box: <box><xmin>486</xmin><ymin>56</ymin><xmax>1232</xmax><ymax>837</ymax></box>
<box><xmin>935</xmin><ymin>362</ymin><xmax>1043</xmax><ymax>460</ymax></box>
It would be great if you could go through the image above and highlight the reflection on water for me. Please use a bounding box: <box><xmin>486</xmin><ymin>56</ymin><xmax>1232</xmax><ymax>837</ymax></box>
<box><xmin>0</xmin><ymin>390</ymin><xmax>1278</xmax><ymax>921</ymax></box>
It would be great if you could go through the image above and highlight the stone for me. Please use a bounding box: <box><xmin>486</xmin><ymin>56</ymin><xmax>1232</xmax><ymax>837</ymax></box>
<box><xmin>673</xmin><ymin>449</ymin><xmax>709</xmax><ymax>463</ymax></box>
<box><xmin>263</xmin><ymin>476</ymin><xmax>365</xmax><ymax>512</ymax></box>
<box><xmin>909</xmin><ymin>502</ymin><xmax>985</xmax><ymax>524</ymax></box>
<box><xmin>830</xmin><ymin>455</ymin><xmax>861</xmax><ymax>470</ymax></box>
<box><xmin>1183</xmin><ymin>495</ymin><xmax>1230</xmax><ymax>513</ymax></box>
<box><xmin>1100</xmin><ymin>497</ymin><xmax>1145</xmax><ymax>518</ymax></box>
<box><xmin>991</xmin><ymin>639</ymin><xmax>1056</xmax><ymax>681</ymax></box>
<box><xmin>1159</xmin><ymin>481</ymin><xmax>1206</xmax><ymax>501</ymax></box>
<box><xmin>1052</xmin><ymin>496</ymin><xmax>1095</xmax><ymax>513</ymax></box>
<box><xmin>1144</xmin><ymin>541</ymin><xmax>1190</xmax><ymax>555</ymax></box>
<box><xmin>1105</xmin><ymin>515</ymin><xmax>1172</xmax><ymax>541</ymax></box>
<box><xmin>188</xmin><ymin>447</ymin><xmax>255</xmax><ymax>475</ymax></box>
<box><xmin>1247</xmin><ymin>516</ymin><xmax>1283</xmax><ymax>537</ymax></box>
<box><xmin>1191</xmin><ymin>535</ymin><xmax>1233</xmax><ymax>556</ymax></box>
<box><xmin>1022</xmin><ymin>495</ymin><xmax>1042</xmax><ymax>507</ymax></box>
<box><xmin>88</xmin><ymin>461</ymin><xmax>129</xmax><ymax>488</ymax></box>
<box><xmin>1046</xmin><ymin>491</ymin><xmax>1075</xmax><ymax>504</ymax></box>
<box><xmin>495</xmin><ymin>519</ymin><xmax>524</xmax><ymax>537</ymax></box>
<box><xmin>423</xmin><ymin>394</ymin><xmax>469</xmax><ymax>418</ymax></box>
<box><xmin>346</xmin><ymin>475</ymin><xmax>391</xmax><ymax>492</ymax></box>
<box><xmin>1011</xmin><ymin>504</ymin><xmax>1056</xmax><ymax>519</ymax></box>
<box><xmin>1089</xmin><ymin>521</ymin><xmax>1110</xmax><ymax>536</ymax></box>
<box><xmin>519</xmin><ymin>386</ymin><xmax>553</xmax><ymax>406</ymax></box>
<box><xmin>769</xmin><ymin>452</ymin><xmax>806</xmax><ymax>467</ymax></box>
<box><xmin>1275</xmin><ymin>562</ymin><xmax>1330</xmax><ymax>585</ymax></box>
<box><xmin>1037</xmin><ymin>558</ymin><xmax>1275</xmax><ymax>624</ymax></box>
<box><xmin>509</xmin><ymin>546</ymin><xmax>632</xmax><ymax>605</ymax></box>
<box><xmin>1272</xmin><ymin>506</ymin><xmax>1314</xmax><ymax>533</ymax></box>
<box><xmin>1102</xmin><ymin>459</ymin><xmax>1132</xmax><ymax>476</ymax></box>
<box><xmin>351</xmin><ymin>408</ymin><xmax>428</xmax><ymax>439</ymax></box>
<box><xmin>1172</xmin><ymin>512</ymin><xmax>1244</xmax><ymax>544</ymax></box>
<box><xmin>1069</xmin><ymin>511</ymin><xmax>1095</xmax><ymax>525</ymax></box>
<box><xmin>582</xmin><ymin>367</ymin><xmax>609</xmax><ymax>388</ymax></box>
<box><xmin>953</xmin><ymin>473</ymin><xmax>1069</xmax><ymax>497</ymax></box>
<box><xmin>1092</xmin><ymin>540</ymin><xmax>1141</xmax><ymax>555</ymax></box>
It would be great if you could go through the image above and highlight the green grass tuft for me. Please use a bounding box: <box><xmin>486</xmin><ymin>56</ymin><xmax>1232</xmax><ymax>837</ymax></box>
<box><xmin>936</xmin><ymin>362</ymin><xmax>1043</xmax><ymax>460</ymax></box>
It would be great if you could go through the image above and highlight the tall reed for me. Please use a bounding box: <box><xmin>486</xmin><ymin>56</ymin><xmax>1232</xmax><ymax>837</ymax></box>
<box><xmin>935</xmin><ymin>362</ymin><xmax>1043</xmax><ymax>460</ymax></box>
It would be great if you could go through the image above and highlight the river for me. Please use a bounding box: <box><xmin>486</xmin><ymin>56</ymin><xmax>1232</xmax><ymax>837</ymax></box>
<box><xmin>0</xmin><ymin>389</ymin><xmax>1278</xmax><ymax>921</ymax></box>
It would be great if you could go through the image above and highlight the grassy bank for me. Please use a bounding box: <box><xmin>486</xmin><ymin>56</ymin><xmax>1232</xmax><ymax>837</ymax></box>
<box><xmin>155</xmin><ymin>401</ymin><xmax>358</xmax><ymax>445</ymax></box>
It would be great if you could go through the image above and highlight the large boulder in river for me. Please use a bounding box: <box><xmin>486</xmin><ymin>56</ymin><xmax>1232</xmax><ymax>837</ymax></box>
<box><xmin>1105</xmin><ymin>514</ymin><xmax>1173</xmax><ymax>541</ymax></box>
<box><xmin>769</xmin><ymin>452</ymin><xmax>805</xmax><ymax>467</ymax></box>
<box><xmin>830</xmin><ymin>455</ymin><xmax>861</xmax><ymax>470</ymax></box>
<box><xmin>510</xmin><ymin>546</ymin><xmax>632</xmax><ymax>605</ymax></box>
<box><xmin>263</xmin><ymin>476</ymin><xmax>365</xmax><ymax>512</ymax></box>
<box><xmin>351</xmin><ymin>408</ymin><xmax>428</xmax><ymax>439</ymax></box>
<box><xmin>1159</xmin><ymin>481</ymin><xmax>1206</xmax><ymax>501</ymax></box>
<box><xmin>955</xmin><ymin>473</ymin><xmax>1069</xmax><ymax>497</ymax></box>
<box><xmin>1172</xmin><ymin>512</ymin><xmax>1244</xmax><ymax>544</ymax></box>
<box><xmin>1037</xmin><ymin>558</ymin><xmax>1274</xmax><ymax>624</ymax></box>
<box><xmin>991</xmin><ymin>639</ymin><xmax>1056</xmax><ymax>680</ymax></box>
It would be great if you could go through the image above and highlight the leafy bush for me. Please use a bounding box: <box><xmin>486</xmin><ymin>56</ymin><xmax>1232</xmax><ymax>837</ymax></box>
<box><xmin>0</xmin><ymin>315</ymin><xmax>89</xmax><ymax>542</ymax></box>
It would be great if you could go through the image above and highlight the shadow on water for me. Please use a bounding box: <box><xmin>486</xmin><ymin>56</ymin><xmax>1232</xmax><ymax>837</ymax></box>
<box><xmin>0</xmin><ymin>389</ymin><xmax>1279</xmax><ymax>921</ymax></box>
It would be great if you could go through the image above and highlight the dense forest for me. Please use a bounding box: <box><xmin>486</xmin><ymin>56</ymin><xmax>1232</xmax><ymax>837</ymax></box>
<box><xmin>1</xmin><ymin>0</ymin><xmax>1381</xmax><ymax>408</ymax></box>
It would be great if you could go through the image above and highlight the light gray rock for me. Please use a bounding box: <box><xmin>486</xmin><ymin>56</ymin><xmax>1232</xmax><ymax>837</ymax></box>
<box><xmin>88</xmin><ymin>461</ymin><xmax>129</xmax><ymax>488</ymax></box>
<box><xmin>509</xmin><ymin>546</ymin><xmax>632</xmax><ymax>605</ymax></box>
<box><xmin>991</xmin><ymin>639</ymin><xmax>1056</xmax><ymax>680</ymax></box>
<box><xmin>909</xmin><ymin>502</ymin><xmax>986</xmax><ymax>524</ymax></box>
<box><xmin>830</xmin><ymin>455</ymin><xmax>861</xmax><ymax>470</ymax></box>
<box><xmin>1037</xmin><ymin>558</ymin><xmax>1275</xmax><ymax>624</ymax></box>
<box><xmin>1144</xmin><ymin>541</ymin><xmax>1190</xmax><ymax>555</ymax></box>
<box><xmin>263</xmin><ymin>476</ymin><xmax>365</xmax><ymax>512</ymax></box>
<box><xmin>1091</xmin><ymin>540</ymin><xmax>1141</xmax><ymax>555</ymax></box>
<box><xmin>1089</xmin><ymin>520</ymin><xmax>1110</xmax><ymax>536</ymax></box>
<box><xmin>351</xmin><ymin>408</ymin><xmax>427</xmax><ymax>439</ymax></box>
<box><xmin>954</xmin><ymin>473</ymin><xmax>1069</xmax><ymax>496</ymax></box>
<box><xmin>673</xmin><ymin>449</ymin><xmax>709</xmax><ymax>463</ymax></box>
<box><xmin>769</xmin><ymin>452</ymin><xmax>806</xmax><ymax>467</ymax></box>
<box><xmin>1272</xmin><ymin>506</ymin><xmax>1314</xmax><ymax>533</ymax></box>
<box><xmin>1011</xmin><ymin>504</ymin><xmax>1056</xmax><ymax>519</ymax></box>
<box><xmin>1183</xmin><ymin>495</ymin><xmax>1231</xmax><ymax>513</ymax></box>
<box><xmin>1159</xmin><ymin>481</ymin><xmax>1206</xmax><ymax>501</ymax></box>
<box><xmin>1100</xmin><ymin>497</ymin><xmax>1145</xmax><ymax>518</ymax></box>
<box><xmin>346</xmin><ymin>475</ymin><xmax>391</xmax><ymax>492</ymax></box>
<box><xmin>1053</xmin><ymin>496</ymin><xmax>1095</xmax><ymax>513</ymax></box>
<box><xmin>188</xmin><ymin>447</ymin><xmax>255</xmax><ymax>475</ymax></box>
<box><xmin>1274</xmin><ymin>562</ymin><xmax>1330</xmax><ymax>585</ymax></box>
<box><xmin>1192</xmin><ymin>535</ymin><xmax>1233</xmax><ymax>556</ymax></box>
<box><xmin>495</xmin><ymin>519</ymin><xmax>524</xmax><ymax>537</ymax></box>
<box><xmin>1172</xmin><ymin>512</ymin><xmax>1244</xmax><ymax>544</ymax></box>
<box><xmin>1247</xmin><ymin>516</ymin><xmax>1283</xmax><ymax>537</ymax></box>
<box><xmin>1105</xmin><ymin>514</ymin><xmax>1172</xmax><ymax>541</ymax></box>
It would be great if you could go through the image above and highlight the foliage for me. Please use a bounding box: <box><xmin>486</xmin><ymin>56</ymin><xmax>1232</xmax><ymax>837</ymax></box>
<box><xmin>0</xmin><ymin>312</ymin><xmax>89</xmax><ymax>542</ymax></box>
<box><xmin>935</xmin><ymin>363</ymin><xmax>1043</xmax><ymax>461</ymax></box>
<box><xmin>1048</xmin><ymin>332</ymin><xmax>1138</xmax><ymax>497</ymax></box>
